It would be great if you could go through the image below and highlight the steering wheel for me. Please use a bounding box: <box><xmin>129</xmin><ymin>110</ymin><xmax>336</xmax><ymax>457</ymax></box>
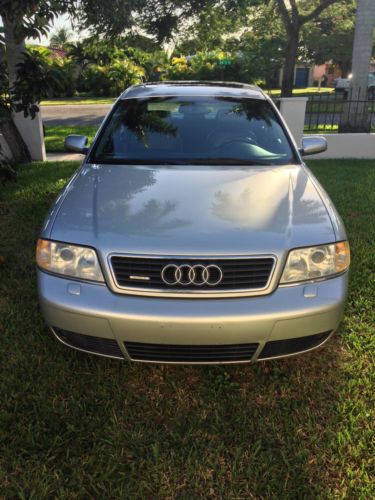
<box><xmin>212</xmin><ymin>136</ymin><xmax>257</xmax><ymax>150</ymax></box>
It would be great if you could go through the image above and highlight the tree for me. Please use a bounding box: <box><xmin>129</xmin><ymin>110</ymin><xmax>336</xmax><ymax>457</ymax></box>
<box><xmin>302</xmin><ymin>0</ymin><xmax>356</xmax><ymax>78</ymax></box>
<box><xmin>0</xmin><ymin>1</ymin><xmax>74</xmax><ymax>93</ymax></box>
<box><xmin>227</xmin><ymin>3</ymin><xmax>286</xmax><ymax>88</ymax></box>
<box><xmin>340</xmin><ymin>0</ymin><xmax>375</xmax><ymax>131</ymax></box>
<box><xmin>174</xmin><ymin>4</ymin><xmax>242</xmax><ymax>54</ymax></box>
<box><xmin>274</xmin><ymin>0</ymin><xmax>342</xmax><ymax>96</ymax></box>
<box><xmin>0</xmin><ymin>0</ymin><xmax>147</xmax><ymax>161</ymax></box>
<box><xmin>50</xmin><ymin>25</ymin><xmax>73</xmax><ymax>49</ymax></box>
<box><xmin>0</xmin><ymin>0</ymin><xmax>216</xmax><ymax>161</ymax></box>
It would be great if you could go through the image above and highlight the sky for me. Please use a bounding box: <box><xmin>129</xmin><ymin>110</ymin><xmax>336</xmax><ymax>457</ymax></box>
<box><xmin>35</xmin><ymin>14</ymin><xmax>84</xmax><ymax>46</ymax></box>
<box><xmin>0</xmin><ymin>14</ymin><xmax>81</xmax><ymax>46</ymax></box>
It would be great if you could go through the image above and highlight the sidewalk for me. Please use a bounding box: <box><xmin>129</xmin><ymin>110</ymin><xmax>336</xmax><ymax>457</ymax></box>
<box><xmin>46</xmin><ymin>152</ymin><xmax>85</xmax><ymax>161</ymax></box>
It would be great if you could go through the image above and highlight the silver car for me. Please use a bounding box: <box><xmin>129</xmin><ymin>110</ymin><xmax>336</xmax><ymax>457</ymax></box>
<box><xmin>36</xmin><ymin>82</ymin><xmax>350</xmax><ymax>364</ymax></box>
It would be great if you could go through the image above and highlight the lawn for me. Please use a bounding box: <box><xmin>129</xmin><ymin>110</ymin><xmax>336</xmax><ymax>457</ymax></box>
<box><xmin>44</xmin><ymin>125</ymin><xmax>98</xmax><ymax>152</ymax></box>
<box><xmin>40</xmin><ymin>89</ymin><xmax>334</xmax><ymax>105</ymax></box>
<box><xmin>0</xmin><ymin>160</ymin><xmax>374</xmax><ymax>497</ymax></box>
<box><xmin>41</xmin><ymin>97</ymin><xmax>115</xmax><ymax>106</ymax></box>
<box><xmin>268</xmin><ymin>87</ymin><xmax>335</xmax><ymax>96</ymax></box>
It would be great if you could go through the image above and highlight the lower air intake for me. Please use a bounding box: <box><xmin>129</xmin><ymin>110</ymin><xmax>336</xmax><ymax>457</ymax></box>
<box><xmin>258</xmin><ymin>331</ymin><xmax>332</xmax><ymax>360</ymax></box>
<box><xmin>124</xmin><ymin>341</ymin><xmax>259</xmax><ymax>363</ymax></box>
<box><xmin>53</xmin><ymin>328</ymin><xmax>124</xmax><ymax>359</ymax></box>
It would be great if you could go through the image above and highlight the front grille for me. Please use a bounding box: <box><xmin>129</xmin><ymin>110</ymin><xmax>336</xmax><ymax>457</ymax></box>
<box><xmin>110</xmin><ymin>255</ymin><xmax>275</xmax><ymax>292</ymax></box>
<box><xmin>258</xmin><ymin>331</ymin><xmax>332</xmax><ymax>360</ymax></box>
<box><xmin>124</xmin><ymin>341</ymin><xmax>259</xmax><ymax>363</ymax></box>
<box><xmin>53</xmin><ymin>328</ymin><xmax>124</xmax><ymax>359</ymax></box>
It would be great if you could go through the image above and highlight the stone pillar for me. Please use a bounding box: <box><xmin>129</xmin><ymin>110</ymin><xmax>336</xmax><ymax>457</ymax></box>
<box><xmin>279</xmin><ymin>97</ymin><xmax>308</xmax><ymax>146</ymax></box>
<box><xmin>12</xmin><ymin>111</ymin><xmax>46</xmax><ymax>161</ymax></box>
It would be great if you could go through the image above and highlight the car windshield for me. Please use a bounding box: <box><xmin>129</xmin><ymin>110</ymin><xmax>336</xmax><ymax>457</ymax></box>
<box><xmin>91</xmin><ymin>96</ymin><xmax>296</xmax><ymax>166</ymax></box>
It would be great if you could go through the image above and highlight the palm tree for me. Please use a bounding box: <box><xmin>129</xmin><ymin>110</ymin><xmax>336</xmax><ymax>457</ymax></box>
<box><xmin>49</xmin><ymin>26</ymin><xmax>73</xmax><ymax>50</ymax></box>
<box><xmin>340</xmin><ymin>0</ymin><xmax>375</xmax><ymax>131</ymax></box>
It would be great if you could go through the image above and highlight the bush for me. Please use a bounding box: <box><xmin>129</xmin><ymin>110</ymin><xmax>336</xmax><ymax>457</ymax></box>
<box><xmin>51</xmin><ymin>58</ymin><xmax>77</xmax><ymax>97</ymax></box>
<box><xmin>25</xmin><ymin>47</ymin><xmax>77</xmax><ymax>98</ymax></box>
<box><xmin>80</xmin><ymin>60</ymin><xmax>145</xmax><ymax>96</ymax></box>
<box><xmin>165</xmin><ymin>50</ymin><xmax>256</xmax><ymax>83</ymax></box>
<box><xmin>106</xmin><ymin>59</ymin><xmax>145</xmax><ymax>95</ymax></box>
<box><xmin>79</xmin><ymin>65</ymin><xmax>112</xmax><ymax>96</ymax></box>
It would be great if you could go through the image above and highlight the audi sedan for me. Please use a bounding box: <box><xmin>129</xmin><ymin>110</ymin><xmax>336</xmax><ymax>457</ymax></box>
<box><xmin>36</xmin><ymin>82</ymin><xmax>350</xmax><ymax>364</ymax></box>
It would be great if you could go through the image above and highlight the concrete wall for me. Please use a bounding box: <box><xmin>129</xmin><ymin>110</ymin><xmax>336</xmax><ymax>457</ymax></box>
<box><xmin>12</xmin><ymin>111</ymin><xmax>46</xmax><ymax>161</ymax></box>
<box><xmin>279</xmin><ymin>97</ymin><xmax>308</xmax><ymax>146</ymax></box>
<box><xmin>311</xmin><ymin>133</ymin><xmax>375</xmax><ymax>159</ymax></box>
<box><xmin>279</xmin><ymin>96</ymin><xmax>375</xmax><ymax>159</ymax></box>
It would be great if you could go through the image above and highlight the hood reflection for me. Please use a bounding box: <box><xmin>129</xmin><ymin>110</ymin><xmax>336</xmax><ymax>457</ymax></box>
<box><xmin>211</xmin><ymin>166</ymin><xmax>328</xmax><ymax>231</ymax></box>
<box><xmin>53</xmin><ymin>163</ymin><xmax>335</xmax><ymax>254</ymax></box>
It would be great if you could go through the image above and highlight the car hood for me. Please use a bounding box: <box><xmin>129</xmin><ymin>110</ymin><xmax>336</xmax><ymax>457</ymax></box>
<box><xmin>47</xmin><ymin>163</ymin><xmax>336</xmax><ymax>256</ymax></box>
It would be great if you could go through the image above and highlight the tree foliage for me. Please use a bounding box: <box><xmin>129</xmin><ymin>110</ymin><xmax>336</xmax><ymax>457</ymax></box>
<box><xmin>0</xmin><ymin>1</ymin><xmax>76</xmax><ymax>41</ymax></box>
<box><xmin>271</xmin><ymin>0</ymin><xmax>343</xmax><ymax>96</ymax></box>
<box><xmin>301</xmin><ymin>0</ymin><xmax>356</xmax><ymax>76</ymax></box>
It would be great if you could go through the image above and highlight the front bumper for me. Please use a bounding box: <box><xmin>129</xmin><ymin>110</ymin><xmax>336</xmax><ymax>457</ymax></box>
<box><xmin>37</xmin><ymin>270</ymin><xmax>348</xmax><ymax>364</ymax></box>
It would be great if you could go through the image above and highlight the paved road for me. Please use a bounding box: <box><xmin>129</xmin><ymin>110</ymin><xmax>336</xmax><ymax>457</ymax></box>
<box><xmin>41</xmin><ymin>103</ymin><xmax>374</xmax><ymax>129</ymax></box>
<box><xmin>41</xmin><ymin>104</ymin><xmax>111</xmax><ymax>126</ymax></box>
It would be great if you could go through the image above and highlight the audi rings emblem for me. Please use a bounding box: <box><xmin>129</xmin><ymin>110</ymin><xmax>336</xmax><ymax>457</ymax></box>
<box><xmin>161</xmin><ymin>264</ymin><xmax>223</xmax><ymax>286</ymax></box>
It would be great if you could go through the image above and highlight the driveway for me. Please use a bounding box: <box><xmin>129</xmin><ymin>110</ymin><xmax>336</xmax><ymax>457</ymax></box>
<box><xmin>41</xmin><ymin>104</ymin><xmax>112</xmax><ymax>126</ymax></box>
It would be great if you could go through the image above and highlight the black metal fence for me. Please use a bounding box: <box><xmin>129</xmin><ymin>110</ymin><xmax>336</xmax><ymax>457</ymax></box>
<box><xmin>268</xmin><ymin>88</ymin><xmax>375</xmax><ymax>133</ymax></box>
<box><xmin>304</xmin><ymin>90</ymin><xmax>375</xmax><ymax>133</ymax></box>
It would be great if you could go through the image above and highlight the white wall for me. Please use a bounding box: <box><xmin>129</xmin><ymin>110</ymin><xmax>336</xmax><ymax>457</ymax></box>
<box><xmin>279</xmin><ymin>97</ymin><xmax>308</xmax><ymax>145</ymax></box>
<box><xmin>12</xmin><ymin>111</ymin><xmax>46</xmax><ymax>161</ymax></box>
<box><xmin>279</xmin><ymin>97</ymin><xmax>375</xmax><ymax>159</ymax></box>
<box><xmin>311</xmin><ymin>133</ymin><xmax>375</xmax><ymax>159</ymax></box>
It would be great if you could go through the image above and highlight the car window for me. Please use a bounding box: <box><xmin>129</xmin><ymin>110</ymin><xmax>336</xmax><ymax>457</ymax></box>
<box><xmin>91</xmin><ymin>96</ymin><xmax>297</xmax><ymax>166</ymax></box>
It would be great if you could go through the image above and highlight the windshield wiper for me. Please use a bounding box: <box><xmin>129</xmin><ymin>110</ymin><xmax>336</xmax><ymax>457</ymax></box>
<box><xmin>92</xmin><ymin>158</ymin><xmax>191</xmax><ymax>165</ymax></box>
<box><xmin>188</xmin><ymin>157</ymin><xmax>280</xmax><ymax>166</ymax></box>
<box><xmin>92</xmin><ymin>157</ymin><xmax>287</xmax><ymax>166</ymax></box>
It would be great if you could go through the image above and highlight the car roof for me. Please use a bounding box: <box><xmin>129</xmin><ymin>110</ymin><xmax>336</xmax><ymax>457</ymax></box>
<box><xmin>120</xmin><ymin>81</ymin><xmax>266</xmax><ymax>100</ymax></box>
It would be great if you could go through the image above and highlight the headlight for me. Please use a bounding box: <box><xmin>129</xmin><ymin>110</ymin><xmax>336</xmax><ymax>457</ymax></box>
<box><xmin>280</xmin><ymin>241</ymin><xmax>350</xmax><ymax>284</ymax></box>
<box><xmin>36</xmin><ymin>239</ymin><xmax>104</xmax><ymax>282</ymax></box>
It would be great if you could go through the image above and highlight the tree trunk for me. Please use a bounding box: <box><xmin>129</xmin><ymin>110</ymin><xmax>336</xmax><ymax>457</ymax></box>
<box><xmin>340</xmin><ymin>0</ymin><xmax>375</xmax><ymax>132</ymax></box>
<box><xmin>281</xmin><ymin>28</ymin><xmax>299</xmax><ymax>97</ymax></box>
<box><xmin>2</xmin><ymin>14</ymin><xmax>33</xmax><ymax>162</ymax></box>
<box><xmin>0</xmin><ymin>117</ymin><xmax>30</xmax><ymax>164</ymax></box>
<box><xmin>3</xmin><ymin>15</ymin><xmax>26</xmax><ymax>89</ymax></box>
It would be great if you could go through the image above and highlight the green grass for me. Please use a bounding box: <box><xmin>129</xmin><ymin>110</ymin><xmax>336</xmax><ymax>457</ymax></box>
<box><xmin>41</xmin><ymin>97</ymin><xmax>115</xmax><ymax>106</ymax></box>
<box><xmin>0</xmin><ymin>160</ymin><xmax>374</xmax><ymax>497</ymax></box>
<box><xmin>45</xmin><ymin>125</ymin><xmax>98</xmax><ymax>152</ymax></box>
<box><xmin>41</xmin><ymin>89</ymin><xmax>334</xmax><ymax>105</ymax></box>
<box><xmin>304</xmin><ymin>126</ymin><xmax>338</xmax><ymax>134</ymax></box>
<box><xmin>304</xmin><ymin>124</ymin><xmax>375</xmax><ymax>134</ymax></box>
<box><xmin>268</xmin><ymin>87</ymin><xmax>335</xmax><ymax>96</ymax></box>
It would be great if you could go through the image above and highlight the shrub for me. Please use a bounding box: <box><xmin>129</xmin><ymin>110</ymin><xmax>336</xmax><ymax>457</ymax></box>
<box><xmin>51</xmin><ymin>58</ymin><xmax>77</xmax><ymax>97</ymax></box>
<box><xmin>25</xmin><ymin>47</ymin><xmax>77</xmax><ymax>98</ymax></box>
<box><xmin>79</xmin><ymin>65</ymin><xmax>112</xmax><ymax>96</ymax></box>
<box><xmin>165</xmin><ymin>50</ymin><xmax>248</xmax><ymax>83</ymax></box>
<box><xmin>106</xmin><ymin>59</ymin><xmax>145</xmax><ymax>95</ymax></box>
<box><xmin>80</xmin><ymin>60</ymin><xmax>145</xmax><ymax>96</ymax></box>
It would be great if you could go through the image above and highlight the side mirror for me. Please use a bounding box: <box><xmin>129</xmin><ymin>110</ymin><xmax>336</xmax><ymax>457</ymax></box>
<box><xmin>299</xmin><ymin>136</ymin><xmax>327</xmax><ymax>156</ymax></box>
<box><xmin>64</xmin><ymin>135</ymin><xmax>89</xmax><ymax>154</ymax></box>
